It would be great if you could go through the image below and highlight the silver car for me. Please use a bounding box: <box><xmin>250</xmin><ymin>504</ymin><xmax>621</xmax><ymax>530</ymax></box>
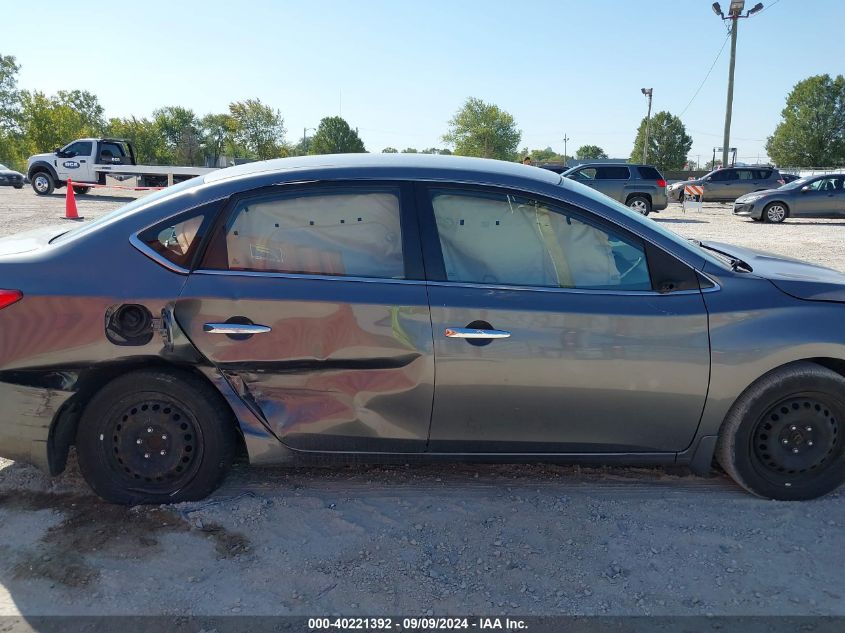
<box><xmin>734</xmin><ymin>174</ymin><xmax>845</xmax><ymax>222</ymax></box>
<box><xmin>2</xmin><ymin>154</ymin><xmax>845</xmax><ymax>504</ymax></box>
<box><xmin>668</xmin><ymin>166</ymin><xmax>783</xmax><ymax>203</ymax></box>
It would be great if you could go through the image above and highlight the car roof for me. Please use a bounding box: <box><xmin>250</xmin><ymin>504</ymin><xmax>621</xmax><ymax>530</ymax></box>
<box><xmin>203</xmin><ymin>153</ymin><xmax>563</xmax><ymax>187</ymax></box>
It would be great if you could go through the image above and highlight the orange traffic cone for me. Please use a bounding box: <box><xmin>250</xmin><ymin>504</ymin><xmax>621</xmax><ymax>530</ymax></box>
<box><xmin>63</xmin><ymin>179</ymin><xmax>83</xmax><ymax>220</ymax></box>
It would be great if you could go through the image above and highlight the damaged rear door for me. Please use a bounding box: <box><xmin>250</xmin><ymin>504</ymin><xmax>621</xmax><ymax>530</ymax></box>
<box><xmin>174</xmin><ymin>181</ymin><xmax>434</xmax><ymax>452</ymax></box>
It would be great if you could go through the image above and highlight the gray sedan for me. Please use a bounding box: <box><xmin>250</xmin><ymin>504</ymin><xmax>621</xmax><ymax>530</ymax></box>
<box><xmin>734</xmin><ymin>174</ymin><xmax>845</xmax><ymax>222</ymax></box>
<box><xmin>2</xmin><ymin>154</ymin><xmax>845</xmax><ymax>504</ymax></box>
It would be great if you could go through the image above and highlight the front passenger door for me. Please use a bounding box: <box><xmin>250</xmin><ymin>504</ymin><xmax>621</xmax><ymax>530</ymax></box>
<box><xmin>420</xmin><ymin>185</ymin><xmax>710</xmax><ymax>454</ymax></box>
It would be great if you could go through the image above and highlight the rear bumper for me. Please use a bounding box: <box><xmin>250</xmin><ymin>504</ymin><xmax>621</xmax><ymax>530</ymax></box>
<box><xmin>733</xmin><ymin>202</ymin><xmax>762</xmax><ymax>219</ymax></box>
<box><xmin>653</xmin><ymin>192</ymin><xmax>668</xmax><ymax>211</ymax></box>
<box><xmin>0</xmin><ymin>381</ymin><xmax>73</xmax><ymax>472</ymax></box>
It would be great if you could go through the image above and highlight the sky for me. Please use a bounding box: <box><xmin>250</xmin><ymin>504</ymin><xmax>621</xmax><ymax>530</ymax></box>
<box><xmin>3</xmin><ymin>0</ymin><xmax>843</xmax><ymax>164</ymax></box>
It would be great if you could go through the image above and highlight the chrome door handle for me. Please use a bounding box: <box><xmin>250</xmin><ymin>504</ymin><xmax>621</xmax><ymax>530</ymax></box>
<box><xmin>203</xmin><ymin>323</ymin><xmax>271</xmax><ymax>334</ymax></box>
<box><xmin>445</xmin><ymin>327</ymin><xmax>511</xmax><ymax>339</ymax></box>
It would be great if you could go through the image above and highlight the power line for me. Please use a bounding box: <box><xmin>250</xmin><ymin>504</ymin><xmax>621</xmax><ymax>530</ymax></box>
<box><xmin>678</xmin><ymin>31</ymin><xmax>731</xmax><ymax>118</ymax></box>
<box><xmin>757</xmin><ymin>0</ymin><xmax>782</xmax><ymax>14</ymax></box>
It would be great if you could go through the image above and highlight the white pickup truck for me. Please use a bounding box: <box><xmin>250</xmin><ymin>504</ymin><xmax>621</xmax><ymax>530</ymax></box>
<box><xmin>26</xmin><ymin>138</ymin><xmax>217</xmax><ymax>195</ymax></box>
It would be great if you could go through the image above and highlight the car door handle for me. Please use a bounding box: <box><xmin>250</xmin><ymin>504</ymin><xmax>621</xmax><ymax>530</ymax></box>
<box><xmin>80</xmin><ymin>160</ymin><xmax>86</xmax><ymax>163</ymax></box>
<box><xmin>203</xmin><ymin>323</ymin><xmax>271</xmax><ymax>334</ymax></box>
<box><xmin>445</xmin><ymin>327</ymin><xmax>511</xmax><ymax>339</ymax></box>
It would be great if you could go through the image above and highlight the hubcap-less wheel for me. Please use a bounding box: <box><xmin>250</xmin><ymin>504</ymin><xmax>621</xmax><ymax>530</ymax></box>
<box><xmin>33</xmin><ymin>174</ymin><xmax>50</xmax><ymax>194</ymax></box>
<box><xmin>766</xmin><ymin>204</ymin><xmax>786</xmax><ymax>223</ymax></box>
<box><xmin>106</xmin><ymin>398</ymin><xmax>203</xmax><ymax>490</ymax></box>
<box><xmin>752</xmin><ymin>395</ymin><xmax>841</xmax><ymax>484</ymax></box>
<box><xmin>628</xmin><ymin>199</ymin><xmax>648</xmax><ymax>215</ymax></box>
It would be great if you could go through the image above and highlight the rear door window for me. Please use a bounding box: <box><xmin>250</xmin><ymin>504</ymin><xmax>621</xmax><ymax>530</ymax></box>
<box><xmin>596</xmin><ymin>166</ymin><xmax>630</xmax><ymax>180</ymax></box>
<box><xmin>710</xmin><ymin>170</ymin><xmax>736</xmax><ymax>182</ymax></box>
<box><xmin>202</xmin><ymin>186</ymin><xmax>405</xmax><ymax>279</ymax></box>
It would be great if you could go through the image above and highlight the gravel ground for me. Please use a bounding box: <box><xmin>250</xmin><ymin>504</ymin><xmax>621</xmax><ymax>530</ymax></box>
<box><xmin>2</xmin><ymin>185</ymin><xmax>845</xmax><ymax>617</ymax></box>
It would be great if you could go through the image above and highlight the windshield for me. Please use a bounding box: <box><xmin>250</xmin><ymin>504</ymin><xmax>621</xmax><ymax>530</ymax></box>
<box><xmin>51</xmin><ymin>177</ymin><xmax>206</xmax><ymax>244</ymax></box>
<box><xmin>562</xmin><ymin>179</ymin><xmax>728</xmax><ymax>269</ymax></box>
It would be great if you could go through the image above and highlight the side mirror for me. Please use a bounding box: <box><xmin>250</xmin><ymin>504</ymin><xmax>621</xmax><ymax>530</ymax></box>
<box><xmin>800</xmin><ymin>186</ymin><xmax>810</xmax><ymax>193</ymax></box>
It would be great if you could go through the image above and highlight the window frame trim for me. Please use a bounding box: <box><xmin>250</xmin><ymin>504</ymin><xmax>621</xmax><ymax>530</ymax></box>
<box><xmin>193</xmin><ymin>180</ymin><xmax>424</xmax><ymax>282</ymax></box>
<box><xmin>415</xmin><ymin>181</ymin><xmax>706</xmax><ymax>296</ymax></box>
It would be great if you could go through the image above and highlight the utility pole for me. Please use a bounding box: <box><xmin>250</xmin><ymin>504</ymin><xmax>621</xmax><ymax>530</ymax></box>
<box><xmin>641</xmin><ymin>88</ymin><xmax>653</xmax><ymax>164</ymax></box>
<box><xmin>563</xmin><ymin>134</ymin><xmax>570</xmax><ymax>166</ymax></box>
<box><xmin>712</xmin><ymin>2</ymin><xmax>764</xmax><ymax>169</ymax></box>
<box><xmin>302</xmin><ymin>127</ymin><xmax>315</xmax><ymax>155</ymax></box>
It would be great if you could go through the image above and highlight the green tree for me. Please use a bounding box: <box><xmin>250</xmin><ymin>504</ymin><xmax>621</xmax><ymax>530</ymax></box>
<box><xmin>442</xmin><ymin>97</ymin><xmax>521</xmax><ymax>160</ymax></box>
<box><xmin>575</xmin><ymin>145</ymin><xmax>608</xmax><ymax>160</ymax></box>
<box><xmin>228</xmin><ymin>99</ymin><xmax>287</xmax><ymax>160</ymax></box>
<box><xmin>153</xmin><ymin>106</ymin><xmax>201</xmax><ymax>164</ymax></box>
<box><xmin>200</xmin><ymin>113</ymin><xmax>235</xmax><ymax>166</ymax></box>
<box><xmin>381</xmin><ymin>147</ymin><xmax>398</xmax><ymax>153</ymax></box>
<box><xmin>629</xmin><ymin>111</ymin><xmax>692</xmax><ymax>171</ymax></box>
<box><xmin>766</xmin><ymin>74</ymin><xmax>845</xmax><ymax>167</ymax></box>
<box><xmin>310</xmin><ymin>116</ymin><xmax>366</xmax><ymax>154</ymax></box>
<box><xmin>401</xmin><ymin>147</ymin><xmax>418</xmax><ymax>153</ymax></box>
<box><xmin>0</xmin><ymin>53</ymin><xmax>21</xmax><ymax>133</ymax></box>
<box><xmin>421</xmin><ymin>147</ymin><xmax>452</xmax><ymax>155</ymax></box>
<box><xmin>105</xmin><ymin>116</ymin><xmax>168</xmax><ymax>164</ymax></box>
<box><xmin>526</xmin><ymin>146</ymin><xmax>564</xmax><ymax>162</ymax></box>
<box><xmin>17</xmin><ymin>89</ymin><xmax>105</xmax><ymax>157</ymax></box>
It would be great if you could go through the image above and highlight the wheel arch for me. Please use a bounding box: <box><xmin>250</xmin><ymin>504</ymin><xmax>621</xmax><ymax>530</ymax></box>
<box><xmin>47</xmin><ymin>359</ymin><xmax>246</xmax><ymax>476</ymax></box>
<box><xmin>27</xmin><ymin>161</ymin><xmax>60</xmax><ymax>183</ymax></box>
<box><xmin>684</xmin><ymin>357</ymin><xmax>845</xmax><ymax>476</ymax></box>
<box><xmin>625</xmin><ymin>192</ymin><xmax>652</xmax><ymax>206</ymax></box>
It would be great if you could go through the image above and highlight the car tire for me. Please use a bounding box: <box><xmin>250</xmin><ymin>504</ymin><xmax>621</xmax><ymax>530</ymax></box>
<box><xmin>763</xmin><ymin>202</ymin><xmax>788</xmax><ymax>223</ymax></box>
<box><xmin>627</xmin><ymin>195</ymin><xmax>651</xmax><ymax>216</ymax></box>
<box><xmin>73</xmin><ymin>186</ymin><xmax>91</xmax><ymax>195</ymax></box>
<box><xmin>716</xmin><ymin>362</ymin><xmax>845</xmax><ymax>500</ymax></box>
<box><xmin>31</xmin><ymin>171</ymin><xmax>54</xmax><ymax>196</ymax></box>
<box><xmin>76</xmin><ymin>369</ymin><xmax>238</xmax><ymax>505</ymax></box>
<box><xmin>13</xmin><ymin>184</ymin><xmax>23</xmax><ymax>189</ymax></box>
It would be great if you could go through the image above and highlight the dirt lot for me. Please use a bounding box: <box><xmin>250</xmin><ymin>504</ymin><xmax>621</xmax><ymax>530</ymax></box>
<box><xmin>1</xmin><ymin>186</ymin><xmax>845</xmax><ymax>617</ymax></box>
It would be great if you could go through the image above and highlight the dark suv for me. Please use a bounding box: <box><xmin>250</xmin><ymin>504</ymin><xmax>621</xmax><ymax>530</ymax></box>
<box><xmin>667</xmin><ymin>166</ymin><xmax>783</xmax><ymax>203</ymax></box>
<box><xmin>557</xmin><ymin>163</ymin><xmax>668</xmax><ymax>216</ymax></box>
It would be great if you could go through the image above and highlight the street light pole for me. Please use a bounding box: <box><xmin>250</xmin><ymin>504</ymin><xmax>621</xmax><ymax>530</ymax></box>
<box><xmin>302</xmin><ymin>127</ymin><xmax>316</xmax><ymax>155</ymax></box>
<box><xmin>563</xmin><ymin>134</ymin><xmax>570</xmax><ymax>165</ymax></box>
<box><xmin>641</xmin><ymin>88</ymin><xmax>653</xmax><ymax>164</ymax></box>
<box><xmin>712</xmin><ymin>1</ymin><xmax>764</xmax><ymax>169</ymax></box>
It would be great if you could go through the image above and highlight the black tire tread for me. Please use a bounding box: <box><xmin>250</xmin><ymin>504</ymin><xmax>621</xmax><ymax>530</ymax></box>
<box><xmin>716</xmin><ymin>361</ymin><xmax>845</xmax><ymax>500</ymax></box>
<box><xmin>76</xmin><ymin>368</ymin><xmax>237</xmax><ymax>505</ymax></box>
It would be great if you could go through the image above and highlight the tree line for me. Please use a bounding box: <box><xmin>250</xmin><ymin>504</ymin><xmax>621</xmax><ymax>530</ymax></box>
<box><xmin>1</xmin><ymin>52</ymin><xmax>842</xmax><ymax>172</ymax></box>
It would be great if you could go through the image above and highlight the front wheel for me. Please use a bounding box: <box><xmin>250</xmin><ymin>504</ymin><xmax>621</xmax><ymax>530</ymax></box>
<box><xmin>76</xmin><ymin>369</ymin><xmax>237</xmax><ymax>504</ymax></box>
<box><xmin>763</xmin><ymin>202</ymin><xmax>787</xmax><ymax>223</ymax></box>
<box><xmin>627</xmin><ymin>195</ymin><xmax>651</xmax><ymax>216</ymax></box>
<box><xmin>31</xmin><ymin>172</ymin><xmax>54</xmax><ymax>195</ymax></box>
<box><xmin>716</xmin><ymin>362</ymin><xmax>845</xmax><ymax>500</ymax></box>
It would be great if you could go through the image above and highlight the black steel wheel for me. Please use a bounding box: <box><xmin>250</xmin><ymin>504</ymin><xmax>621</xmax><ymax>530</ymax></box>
<box><xmin>717</xmin><ymin>362</ymin><xmax>845</xmax><ymax>500</ymax></box>
<box><xmin>76</xmin><ymin>369</ymin><xmax>237</xmax><ymax>504</ymax></box>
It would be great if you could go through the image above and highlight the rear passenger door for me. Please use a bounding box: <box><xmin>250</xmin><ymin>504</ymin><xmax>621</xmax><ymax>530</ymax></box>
<box><xmin>174</xmin><ymin>182</ymin><xmax>435</xmax><ymax>452</ymax></box>
<box><xmin>593</xmin><ymin>165</ymin><xmax>631</xmax><ymax>203</ymax></box>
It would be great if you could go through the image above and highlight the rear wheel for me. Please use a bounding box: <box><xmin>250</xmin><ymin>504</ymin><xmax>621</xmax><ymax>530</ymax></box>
<box><xmin>716</xmin><ymin>362</ymin><xmax>845</xmax><ymax>500</ymax></box>
<box><xmin>73</xmin><ymin>185</ymin><xmax>91</xmax><ymax>195</ymax></box>
<box><xmin>763</xmin><ymin>202</ymin><xmax>787</xmax><ymax>223</ymax></box>
<box><xmin>76</xmin><ymin>369</ymin><xmax>237</xmax><ymax>504</ymax></box>
<box><xmin>31</xmin><ymin>172</ymin><xmax>54</xmax><ymax>195</ymax></box>
<box><xmin>627</xmin><ymin>195</ymin><xmax>651</xmax><ymax>216</ymax></box>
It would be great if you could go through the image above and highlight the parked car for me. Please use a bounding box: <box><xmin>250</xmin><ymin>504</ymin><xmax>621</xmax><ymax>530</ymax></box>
<box><xmin>559</xmin><ymin>163</ymin><xmax>667</xmax><ymax>216</ymax></box>
<box><xmin>734</xmin><ymin>174</ymin><xmax>845</xmax><ymax>222</ymax></box>
<box><xmin>0</xmin><ymin>164</ymin><xmax>24</xmax><ymax>189</ymax></box>
<box><xmin>667</xmin><ymin>166</ymin><xmax>783</xmax><ymax>203</ymax></box>
<box><xmin>779</xmin><ymin>173</ymin><xmax>801</xmax><ymax>185</ymax></box>
<box><xmin>3</xmin><ymin>154</ymin><xmax>845</xmax><ymax>504</ymax></box>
